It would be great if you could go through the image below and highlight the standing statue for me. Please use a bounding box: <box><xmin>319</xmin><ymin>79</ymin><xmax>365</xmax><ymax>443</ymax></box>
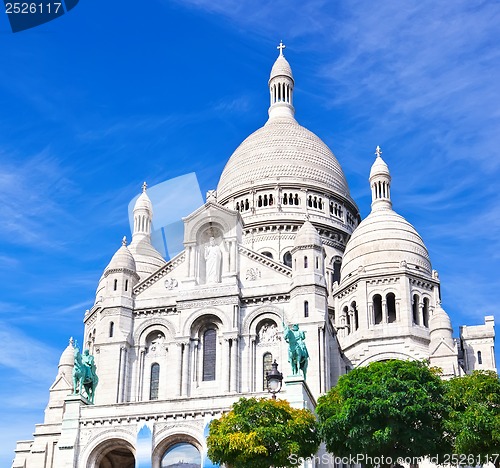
<box><xmin>283</xmin><ymin>321</ymin><xmax>309</xmax><ymax>380</ymax></box>
<box><xmin>204</xmin><ymin>236</ymin><xmax>222</xmax><ymax>283</ymax></box>
<box><xmin>73</xmin><ymin>347</ymin><xmax>99</xmax><ymax>404</ymax></box>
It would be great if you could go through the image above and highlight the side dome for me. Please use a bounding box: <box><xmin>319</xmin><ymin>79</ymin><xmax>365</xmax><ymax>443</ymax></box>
<box><xmin>105</xmin><ymin>240</ymin><xmax>137</xmax><ymax>273</ymax></box>
<box><xmin>217</xmin><ymin>117</ymin><xmax>350</xmax><ymax>202</ymax></box>
<box><xmin>340</xmin><ymin>209</ymin><xmax>431</xmax><ymax>280</ymax></box>
<box><xmin>294</xmin><ymin>220</ymin><xmax>322</xmax><ymax>247</ymax></box>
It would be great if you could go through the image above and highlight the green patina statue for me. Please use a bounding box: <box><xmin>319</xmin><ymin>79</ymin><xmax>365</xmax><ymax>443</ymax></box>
<box><xmin>73</xmin><ymin>347</ymin><xmax>99</xmax><ymax>404</ymax></box>
<box><xmin>282</xmin><ymin>321</ymin><xmax>309</xmax><ymax>380</ymax></box>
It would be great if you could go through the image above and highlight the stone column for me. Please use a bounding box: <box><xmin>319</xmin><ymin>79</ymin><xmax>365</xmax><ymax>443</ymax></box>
<box><xmin>175</xmin><ymin>342</ymin><xmax>183</xmax><ymax>397</ymax></box>
<box><xmin>181</xmin><ymin>341</ymin><xmax>190</xmax><ymax>396</ymax></box>
<box><xmin>382</xmin><ymin>300</ymin><xmax>388</xmax><ymax>323</ymax></box>
<box><xmin>222</xmin><ymin>338</ymin><xmax>230</xmax><ymax>392</ymax></box>
<box><xmin>230</xmin><ymin>337</ymin><xmax>238</xmax><ymax>393</ymax></box>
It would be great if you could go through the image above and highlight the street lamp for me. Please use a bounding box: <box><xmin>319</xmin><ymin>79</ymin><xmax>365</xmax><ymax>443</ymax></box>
<box><xmin>266</xmin><ymin>360</ymin><xmax>283</xmax><ymax>400</ymax></box>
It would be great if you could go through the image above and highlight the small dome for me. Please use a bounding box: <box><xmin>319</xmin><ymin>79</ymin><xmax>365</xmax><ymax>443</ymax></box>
<box><xmin>134</xmin><ymin>189</ymin><xmax>153</xmax><ymax>214</ymax></box>
<box><xmin>58</xmin><ymin>338</ymin><xmax>75</xmax><ymax>369</ymax></box>
<box><xmin>340</xmin><ymin>209</ymin><xmax>431</xmax><ymax>281</ymax></box>
<box><xmin>369</xmin><ymin>155</ymin><xmax>390</xmax><ymax>179</ymax></box>
<box><xmin>128</xmin><ymin>239</ymin><xmax>166</xmax><ymax>281</ymax></box>
<box><xmin>105</xmin><ymin>243</ymin><xmax>137</xmax><ymax>273</ymax></box>
<box><xmin>217</xmin><ymin>117</ymin><xmax>350</xmax><ymax>202</ymax></box>
<box><xmin>294</xmin><ymin>221</ymin><xmax>321</xmax><ymax>247</ymax></box>
<box><xmin>269</xmin><ymin>54</ymin><xmax>293</xmax><ymax>82</ymax></box>
<box><xmin>429</xmin><ymin>302</ymin><xmax>453</xmax><ymax>333</ymax></box>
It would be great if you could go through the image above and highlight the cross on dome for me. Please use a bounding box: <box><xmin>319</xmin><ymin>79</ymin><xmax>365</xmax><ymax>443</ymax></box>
<box><xmin>375</xmin><ymin>146</ymin><xmax>382</xmax><ymax>158</ymax></box>
<box><xmin>277</xmin><ymin>41</ymin><xmax>286</xmax><ymax>56</ymax></box>
<box><xmin>142</xmin><ymin>181</ymin><xmax>148</xmax><ymax>192</ymax></box>
<box><xmin>122</xmin><ymin>236</ymin><xmax>127</xmax><ymax>246</ymax></box>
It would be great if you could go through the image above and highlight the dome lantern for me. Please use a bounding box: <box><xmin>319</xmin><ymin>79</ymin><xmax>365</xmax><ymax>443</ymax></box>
<box><xmin>268</xmin><ymin>41</ymin><xmax>295</xmax><ymax>120</ymax></box>
<box><xmin>369</xmin><ymin>146</ymin><xmax>392</xmax><ymax>211</ymax></box>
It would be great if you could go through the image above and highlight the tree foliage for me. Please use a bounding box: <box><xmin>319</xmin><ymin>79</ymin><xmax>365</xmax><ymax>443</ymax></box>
<box><xmin>207</xmin><ymin>397</ymin><xmax>320</xmax><ymax>468</ymax></box>
<box><xmin>316</xmin><ymin>360</ymin><xmax>449</xmax><ymax>466</ymax></box>
<box><xmin>444</xmin><ymin>370</ymin><xmax>500</xmax><ymax>466</ymax></box>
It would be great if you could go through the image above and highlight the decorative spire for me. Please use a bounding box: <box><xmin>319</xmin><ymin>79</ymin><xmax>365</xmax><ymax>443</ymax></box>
<box><xmin>268</xmin><ymin>42</ymin><xmax>295</xmax><ymax>120</ymax></box>
<box><xmin>142</xmin><ymin>181</ymin><xmax>147</xmax><ymax>192</ymax></box>
<box><xmin>277</xmin><ymin>40</ymin><xmax>286</xmax><ymax>56</ymax></box>
<box><xmin>122</xmin><ymin>236</ymin><xmax>127</xmax><ymax>246</ymax></box>
<box><xmin>69</xmin><ymin>337</ymin><xmax>74</xmax><ymax>347</ymax></box>
<box><xmin>369</xmin><ymin>146</ymin><xmax>392</xmax><ymax>211</ymax></box>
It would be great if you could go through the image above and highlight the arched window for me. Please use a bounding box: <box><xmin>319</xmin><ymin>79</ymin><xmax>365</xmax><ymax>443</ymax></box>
<box><xmin>283</xmin><ymin>251</ymin><xmax>292</xmax><ymax>267</ymax></box>
<box><xmin>351</xmin><ymin>301</ymin><xmax>359</xmax><ymax>331</ymax></box>
<box><xmin>258</xmin><ymin>195</ymin><xmax>263</xmax><ymax>207</ymax></box>
<box><xmin>150</xmin><ymin>363</ymin><xmax>160</xmax><ymax>400</ymax></box>
<box><xmin>283</xmin><ymin>193</ymin><xmax>288</xmax><ymax>205</ymax></box>
<box><xmin>202</xmin><ymin>329</ymin><xmax>217</xmax><ymax>381</ymax></box>
<box><xmin>423</xmin><ymin>298</ymin><xmax>429</xmax><ymax>328</ymax></box>
<box><xmin>109</xmin><ymin>321</ymin><xmax>114</xmax><ymax>338</ymax></box>
<box><xmin>304</xmin><ymin>301</ymin><xmax>309</xmax><ymax>318</ymax></box>
<box><xmin>113</xmin><ymin>279</ymin><xmax>118</xmax><ymax>291</ymax></box>
<box><xmin>261</xmin><ymin>251</ymin><xmax>273</xmax><ymax>259</ymax></box>
<box><xmin>373</xmin><ymin>294</ymin><xmax>383</xmax><ymax>324</ymax></box>
<box><xmin>345</xmin><ymin>306</ymin><xmax>351</xmax><ymax>334</ymax></box>
<box><xmin>412</xmin><ymin>294</ymin><xmax>420</xmax><ymax>325</ymax></box>
<box><xmin>269</xmin><ymin>194</ymin><xmax>274</xmax><ymax>205</ymax></box>
<box><xmin>263</xmin><ymin>352</ymin><xmax>273</xmax><ymax>390</ymax></box>
<box><xmin>294</xmin><ymin>194</ymin><xmax>299</xmax><ymax>205</ymax></box>
<box><xmin>387</xmin><ymin>293</ymin><xmax>396</xmax><ymax>323</ymax></box>
<box><xmin>478</xmin><ymin>351</ymin><xmax>483</xmax><ymax>365</ymax></box>
<box><xmin>125</xmin><ymin>279</ymin><xmax>128</xmax><ymax>292</ymax></box>
<box><xmin>304</xmin><ymin>256</ymin><xmax>308</xmax><ymax>268</ymax></box>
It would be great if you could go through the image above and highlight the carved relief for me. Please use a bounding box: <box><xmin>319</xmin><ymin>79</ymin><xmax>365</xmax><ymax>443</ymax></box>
<box><xmin>257</xmin><ymin>320</ymin><xmax>281</xmax><ymax>345</ymax></box>
<box><xmin>246</xmin><ymin>268</ymin><xmax>261</xmax><ymax>281</ymax></box>
<box><xmin>164</xmin><ymin>278</ymin><xmax>178</xmax><ymax>290</ymax></box>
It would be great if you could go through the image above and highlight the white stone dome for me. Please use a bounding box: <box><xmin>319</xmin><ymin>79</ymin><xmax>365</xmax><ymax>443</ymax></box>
<box><xmin>129</xmin><ymin>239</ymin><xmax>166</xmax><ymax>281</ymax></box>
<box><xmin>105</xmin><ymin>243</ymin><xmax>137</xmax><ymax>273</ymax></box>
<box><xmin>340</xmin><ymin>208</ymin><xmax>431</xmax><ymax>281</ymax></box>
<box><xmin>217</xmin><ymin>117</ymin><xmax>350</xmax><ymax>202</ymax></box>
<box><xmin>58</xmin><ymin>338</ymin><xmax>75</xmax><ymax>369</ymax></box>
<box><xmin>295</xmin><ymin>220</ymin><xmax>322</xmax><ymax>247</ymax></box>
<box><xmin>269</xmin><ymin>54</ymin><xmax>293</xmax><ymax>82</ymax></box>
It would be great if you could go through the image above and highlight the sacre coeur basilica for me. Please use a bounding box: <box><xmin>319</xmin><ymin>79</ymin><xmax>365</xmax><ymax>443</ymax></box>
<box><xmin>12</xmin><ymin>43</ymin><xmax>496</xmax><ymax>468</ymax></box>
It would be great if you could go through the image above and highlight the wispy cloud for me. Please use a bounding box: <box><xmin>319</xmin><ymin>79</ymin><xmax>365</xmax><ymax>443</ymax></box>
<box><xmin>0</xmin><ymin>322</ymin><xmax>60</xmax><ymax>379</ymax></box>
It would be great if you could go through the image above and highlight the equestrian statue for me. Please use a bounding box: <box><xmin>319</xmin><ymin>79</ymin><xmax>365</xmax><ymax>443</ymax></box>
<box><xmin>73</xmin><ymin>346</ymin><xmax>99</xmax><ymax>404</ymax></box>
<box><xmin>282</xmin><ymin>318</ymin><xmax>309</xmax><ymax>380</ymax></box>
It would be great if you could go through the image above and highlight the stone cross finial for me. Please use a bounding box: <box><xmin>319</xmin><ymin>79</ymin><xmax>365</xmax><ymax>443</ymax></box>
<box><xmin>122</xmin><ymin>236</ymin><xmax>127</xmax><ymax>246</ymax></box>
<box><xmin>142</xmin><ymin>181</ymin><xmax>147</xmax><ymax>192</ymax></box>
<box><xmin>277</xmin><ymin>41</ymin><xmax>286</xmax><ymax>56</ymax></box>
<box><xmin>375</xmin><ymin>146</ymin><xmax>382</xmax><ymax>157</ymax></box>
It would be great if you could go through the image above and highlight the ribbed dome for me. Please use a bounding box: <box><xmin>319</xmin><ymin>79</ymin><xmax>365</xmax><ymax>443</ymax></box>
<box><xmin>370</xmin><ymin>155</ymin><xmax>390</xmax><ymax>178</ymax></box>
<box><xmin>295</xmin><ymin>221</ymin><xmax>321</xmax><ymax>247</ymax></box>
<box><xmin>105</xmin><ymin>244</ymin><xmax>137</xmax><ymax>273</ymax></box>
<box><xmin>128</xmin><ymin>239</ymin><xmax>166</xmax><ymax>281</ymax></box>
<box><xmin>135</xmin><ymin>190</ymin><xmax>153</xmax><ymax>213</ymax></box>
<box><xmin>430</xmin><ymin>303</ymin><xmax>453</xmax><ymax>332</ymax></box>
<box><xmin>340</xmin><ymin>208</ymin><xmax>431</xmax><ymax>281</ymax></box>
<box><xmin>58</xmin><ymin>338</ymin><xmax>75</xmax><ymax>369</ymax></box>
<box><xmin>270</xmin><ymin>54</ymin><xmax>293</xmax><ymax>82</ymax></box>
<box><xmin>217</xmin><ymin>117</ymin><xmax>350</xmax><ymax>202</ymax></box>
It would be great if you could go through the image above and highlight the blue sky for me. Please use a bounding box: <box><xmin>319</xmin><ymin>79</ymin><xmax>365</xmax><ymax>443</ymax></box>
<box><xmin>0</xmin><ymin>0</ymin><xmax>499</xmax><ymax>465</ymax></box>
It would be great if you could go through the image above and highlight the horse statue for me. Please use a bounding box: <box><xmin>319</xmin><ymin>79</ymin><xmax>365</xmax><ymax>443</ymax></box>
<box><xmin>73</xmin><ymin>348</ymin><xmax>99</xmax><ymax>404</ymax></box>
<box><xmin>283</xmin><ymin>321</ymin><xmax>309</xmax><ymax>380</ymax></box>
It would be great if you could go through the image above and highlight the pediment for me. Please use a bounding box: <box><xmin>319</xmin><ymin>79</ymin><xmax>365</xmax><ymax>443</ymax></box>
<box><xmin>429</xmin><ymin>339</ymin><xmax>456</xmax><ymax>357</ymax></box>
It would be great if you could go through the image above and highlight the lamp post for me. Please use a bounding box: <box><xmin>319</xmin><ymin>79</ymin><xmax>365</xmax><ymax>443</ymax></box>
<box><xmin>266</xmin><ymin>360</ymin><xmax>283</xmax><ymax>400</ymax></box>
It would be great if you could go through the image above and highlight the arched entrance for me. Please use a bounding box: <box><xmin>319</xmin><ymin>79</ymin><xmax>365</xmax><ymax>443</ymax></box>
<box><xmin>161</xmin><ymin>442</ymin><xmax>201</xmax><ymax>467</ymax></box>
<box><xmin>87</xmin><ymin>438</ymin><xmax>135</xmax><ymax>468</ymax></box>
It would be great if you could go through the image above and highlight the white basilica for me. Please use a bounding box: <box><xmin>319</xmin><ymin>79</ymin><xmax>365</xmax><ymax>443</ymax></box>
<box><xmin>12</xmin><ymin>44</ymin><xmax>496</xmax><ymax>468</ymax></box>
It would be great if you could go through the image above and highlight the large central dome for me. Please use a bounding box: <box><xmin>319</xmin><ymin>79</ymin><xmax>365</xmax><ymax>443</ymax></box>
<box><xmin>217</xmin><ymin>116</ymin><xmax>350</xmax><ymax>202</ymax></box>
<box><xmin>216</xmin><ymin>44</ymin><xmax>353</xmax><ymax>206</ymax></box>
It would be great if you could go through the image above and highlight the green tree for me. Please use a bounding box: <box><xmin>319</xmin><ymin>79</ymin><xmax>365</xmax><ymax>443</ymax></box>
<box><xmin>316</xmin><ymin>360</ymin><xmax>449</xmax><ymax>467</ymax></box>
<box><xmin>444</xmin><ymin>370</ymin><xmax>500</xmax><ymax>468</ymax></box>
<box><xmin>207</xmin><ymin>397</ymin><xmax>320</xmax><ymax>468</ymax></box>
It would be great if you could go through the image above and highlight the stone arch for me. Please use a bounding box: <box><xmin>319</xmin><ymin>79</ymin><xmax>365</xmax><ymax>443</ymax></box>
<box><xmin>152</xmin><ymin>426</ymin><xmax>203</xmax><ymax>468</ymax></box>
<box><xmin>181</xmin><ymin>307</ymin><xmax>230</xmax><ymax>337</ymax></box>
<box><xmin>357</xmin><ymin>351</ymin><xmax>416</xmax><ymax>367</ymax></box>
<box><xmin>82</xmin><ymin>429</ymin><xmax>136</xmax><ymax>468</ymax></box>
<box><xmin>134</xmin><ymin>317</ymin><xmax>176</xmax><ymax>346</ymax></box>
<box><xmin>242</xmin><ymin>305</ymin><xmax>282</xmax><ymax>335</ymax></box>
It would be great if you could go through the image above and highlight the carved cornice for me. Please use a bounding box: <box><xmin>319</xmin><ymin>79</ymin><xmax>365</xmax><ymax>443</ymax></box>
<box><xmin>239</xmin><ymin>245</ymin><xmax>292</xmax><ymax>277</ymax></box>
<box><xmin>134</xmin><ymin>252</ymin><xmax>186</xmax><ymax>295</ymax></box>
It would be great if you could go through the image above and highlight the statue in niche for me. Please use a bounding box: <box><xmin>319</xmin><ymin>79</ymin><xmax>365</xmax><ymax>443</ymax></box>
<box><xmin>257</xmin><ymin>322</ymin><xmax>280</xmax><ymax>344</ymax></box>
<box><xmin>149</xmin><ymin>333</ymin><xmax>167</xmax><ymax>356</ymax></box>
<box><xmin>205</xmin><ymin>236</ymin><xmax>222</xmax><ymax>283</ymax></box>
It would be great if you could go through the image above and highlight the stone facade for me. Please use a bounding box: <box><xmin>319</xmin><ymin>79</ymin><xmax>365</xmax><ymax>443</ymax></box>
<box><xmin>12</xmin><ymin>46</ymin><xmax>496</xmax><ymax>468</ymax></box>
